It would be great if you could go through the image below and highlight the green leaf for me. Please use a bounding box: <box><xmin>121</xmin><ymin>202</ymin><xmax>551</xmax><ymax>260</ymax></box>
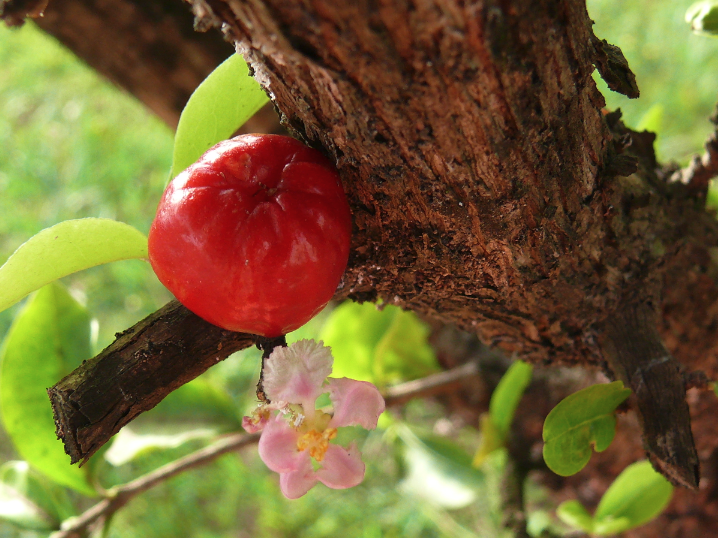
<box><xmin>319</xmin><ymin>302</ymin><xmax>439</xmax><ymax>387</ymax></box>
<box><xmin>0</xmin><ymin>283</ymin><xmax>97</xmax><ymax>496</ymax></box>
<box><xmin>170</xmin><ymin>54</ymin><xmax>269</xmax><ymax>179</ymax></box>
<box><xmin>542</xmin><ymin>381</ymin><xmax>631</xmax><ymax>476</ymax></box>
<box><xmin>686</xmin><ymin>1</ymin><xmax>718</xmax><ymax>35</ymax></box>
<box><xmin>490</xmin><ymin>360</ymin><xmax>533</xmax><ymax>437</ymax></box>
<box><xmin>472</xmin><ymin>414</ymin><xmax>504</xmax><ymax>467</ymax></box>
<box><xmin>593</xmin><ymin>460</ymin><xmax>673</xmax><ymax>535</ymax></box>
<box><xmin>0</xmin><ymin>461</ymin><xmax>75</xmax><ymax>531</ymax></box>
<box><xmin>556</xmin><ymin>500</ymin><xmax>594</xmax><ymax>534</ymax></box>
<box><xmin>636</xmin><ymin>103</ymin><xmax>664</xmax><ymax>133</ymax></box>
<box><xmin>0</xmin><ymin>218</ymin><xmax>148</xmax><ymax>314</ymax></box>
<box><xmin>397</xmin><ymin>426</ymin><xmax>484</xmax><ymax>509</ymax></box>
<box><xmin>105</xmin><ymin>377</ymin><xmax>242</xmax><ymax>466</ymax></box>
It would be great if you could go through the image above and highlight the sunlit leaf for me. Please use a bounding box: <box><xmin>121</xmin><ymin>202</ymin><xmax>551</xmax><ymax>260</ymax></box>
<box><xmin>686</xmin><ymin>1</ymin><xmax>718</xmax><ymax>35</ymax></box>
<box><xmin>170</xmin><ymin>54</ymin><xmax>269</xmax><ymax>179</ymax></box>
<box><xmin>490</xmin><ymin>360</ymin><xmax>533</xmax><ymax>437</ymax></box>
<box><xmin>556</xmin><ymin>500</ymin><xmax>594</xmax><ymax>534</ymax></box>
<box><xmin>0</xmin><ymin>218</ymin><xmax>148</xmax><ymax>314</ymax></box>
<box><xmin>0</xmin><ymin>461</ymin><xmax>74</xmax><ymax>531</ymax></box>
<box><xmin>105</xmin><ymin>378</ymin><xmax>242</xmax><ymax>466</ymax></box>
<box><xmin>542</xmin><ymin>381</ymin><xmax>631</xmax><ymax>476</ymax></box>
<box><xmin>397</xmin><ymin>426</ymin><xmax>484</xmax><ymax>509</ymax></box>
<box><xmin>593</xmin><ymin>460</ymin><xmax>673</xmax><ymax>535</ymax></box>
<box><xmin>0</xmin><ymin>283</ymin><xmax>96</xmax><ymax>495</ymax></box>
<box><xmin>320</xmin><ymin>302</ymin><xmax>439</xmax><ymax>387</ymax></box>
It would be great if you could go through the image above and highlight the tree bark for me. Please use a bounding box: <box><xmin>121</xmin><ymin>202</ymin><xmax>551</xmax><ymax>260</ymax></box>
<box><xmin>1</xmin><ymin>0</ymin><xmax>234</xmax><ymax>127</ymax></box>
<box><xmin>8</xmin><ymin>0</ymin><xmax>718</xmax><ymax>498</ymax></box>
<box><xmin>48</xmin><ymin>300</ymin><xmax>259</xmax><ymax>464</ymax></box>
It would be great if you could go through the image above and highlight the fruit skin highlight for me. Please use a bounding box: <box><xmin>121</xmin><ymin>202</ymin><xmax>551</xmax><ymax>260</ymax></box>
<box><xmin>148</xmin><ymin>134</ymin><xmax>352</xmax><ymax>337</ymax></box>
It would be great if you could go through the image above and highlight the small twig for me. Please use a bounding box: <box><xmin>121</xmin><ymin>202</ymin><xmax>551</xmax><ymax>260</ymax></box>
<box><xmin>673</xmin><ymin>107</ymin><xmax>718</xmax><ymax>195</ymax></box>
<box><xmin>383</xmin><ymin>361</ymin><xmax>479</xmax><ymax>406</ymax></box>
<box><xmin>50</xmin><ymin>432</ymin><xmax>261</xmax><ymax>538</ymax></box>
<box><xmin>50</xmin><ymin>362</ymin><xmax>479</xmax><ymax>537</ymax></box>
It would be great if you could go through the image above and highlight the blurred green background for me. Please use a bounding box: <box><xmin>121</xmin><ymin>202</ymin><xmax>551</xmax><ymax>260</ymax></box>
<box><xmin>0</xmin><ymin>0</ymin><xmax>717</xmax><ymax>536</ymax></box>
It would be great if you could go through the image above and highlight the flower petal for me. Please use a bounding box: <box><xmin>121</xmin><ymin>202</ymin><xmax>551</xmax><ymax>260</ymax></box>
<box><xmin>279</xmin><ymin>457</ymin><xmax>319</xmax><ymax>499</ymax></box>
<box><xmin>327</xmin><ymin>377</ymin><xmax>385</xmax><ymax>429</ymax></box>
<box><xmin>258</xmin><ymin>415</ymin><xmax>305</xmax><ymax>473</ymax></box>
<box><xmin>263</xmin><ymin>340</ymin><xmax>333</xmax><ymax>406</ymax></box>
<box><xmin>316</xmin><ymin>443</ymin><xmax>365</xmax><ymax>489</ymax></box>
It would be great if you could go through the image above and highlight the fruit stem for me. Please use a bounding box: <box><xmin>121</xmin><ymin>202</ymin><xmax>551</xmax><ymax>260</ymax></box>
<box><xmin>255</xmin><ymin>335</ymin><xmax>287</xmax><ymax>402</ymax></box>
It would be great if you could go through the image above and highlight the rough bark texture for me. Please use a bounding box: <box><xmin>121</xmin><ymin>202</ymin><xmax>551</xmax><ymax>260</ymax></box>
<box><xmin>6</xmin><ymin>0</ymin><xmax>718</xmax><ymax>532</ymax></box>
<box><xmin>190</xmin><ymin>0</ymin><xmax>718</xmax><ymax>487</ymax></box>
<box><xmin>1</xmin><ymin>0</ymin><xmax>234</xmax><ymax>127</ymax></box>
<box><xmin>48</xmin><ymin>300</ymin><xmax>258</xmax><ymax>464</ymax></box>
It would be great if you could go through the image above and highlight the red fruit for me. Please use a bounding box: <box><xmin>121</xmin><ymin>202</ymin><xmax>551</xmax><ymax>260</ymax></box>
<box><xmin>148</xmin><ymin>134</ymin><xmax>352</xmax><ymax>337</ymax></box>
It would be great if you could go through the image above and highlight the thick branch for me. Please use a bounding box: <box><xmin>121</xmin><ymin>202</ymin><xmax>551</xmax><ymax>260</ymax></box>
<box><xmin>48</xmin><ymin>300</ymin><xmax>259</xmax><ymax>465</ymax></box>
<box><xmin>2</xmin><ymin>0</ymin><xmax>234</xmax><ymax>128</ymax></box>
<box><xmin>599</xmin><ymin>302</ymin><xmax>699</xmax><ymax>489</ymax></box>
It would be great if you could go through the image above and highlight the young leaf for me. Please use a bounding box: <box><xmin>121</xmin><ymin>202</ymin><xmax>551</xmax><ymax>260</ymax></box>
<box><xmin>593</xmin><ymin>460</ymin><xmax>673</xmax><ymax>535</ymax></box>
<box><xmin>0</xmin><ymin>461</ymin><xmax>75</xmax><ymax>531</ymax></box>
<box><xmin>556</xmin><ymin>500</ymin><xmax>595</xmax><ymax>534</ymax></box>
<box><xmin>489</xmin><ymin>360</ymin><xmax>533</xmax><ymax>437</ymax></box>
<box><xmin>472</xmin><ymin>413</ymin><xmax>504</xmax><ymax>468</ymax></box>
<box><xmin>0</xmin><ymin>283</ymin><xmax>97</xmax><ymax>496</ymax></box>
<box><xmin>473</xmin><ymin>360</ymin><xmax>532</xmax><ymax>466</ymax></box>
<box><xmin>0</xmin><ymin>218</ymin><xmax>148</xmax><ymax>314</ymax></box>
<box><xmin>104</xmin><ymin>377</ymin><xmax>242</xmax><ymax>466</ymax></box>
<box><xmin>319</xmin><ymin>301</ymin><xmax>439</xmax><ymax>387</ymax></box>
<box><xmin>170</xmin><ymin>54</ymin><xmax>269</xmax><ymax>179</ymax></box>
<box><xmin>542</xmin><ymin>381</ymin><xmax>631</xmax><ymax>476</ymax></box>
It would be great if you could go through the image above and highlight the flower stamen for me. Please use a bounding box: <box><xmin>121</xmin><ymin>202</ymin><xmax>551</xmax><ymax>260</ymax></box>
<box><xmin>297</xmin><ymin>428</ymin><xmax>338</xmax><ymax>462</ymax></box>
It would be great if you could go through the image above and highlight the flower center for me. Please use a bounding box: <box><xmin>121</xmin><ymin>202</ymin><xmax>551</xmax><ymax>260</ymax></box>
<box><xmin>296</xmin><ymin>428</ymin><xmax>338</xmax><ymax>462</ymax></box>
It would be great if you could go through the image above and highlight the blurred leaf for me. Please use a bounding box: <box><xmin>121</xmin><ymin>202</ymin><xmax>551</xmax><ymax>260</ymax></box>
<box><xmin>170</xmin><ymin>54</ymin><xmax>269</xmax><ymax>179</ymax></box>
<box><xmin>320</xmin><ymin>302</ymin><xmax>439</xmax><ymax>387</ymax></box>
<box><xmin>0</xmin><ymin>283</ymin><xmax>96</xmax><ymax>495</ymax></box>
<box><xmin>636</xmin><ymin>103</ymin><xmax>664</xmax><ymax>133</ymax></box>
<box><xmin>490</xmin><ymin>360</ymin><xmax>533</xmax><ymax>437</ymax></box>
<box><xmin>0</xmin><ymin>218</ymin><xmax>148</xmax><ymax>314</ymax></box>
<box><xmin>686</xmin><ymin>1</ymin><xmax>718</xmax><ymax>35</ymax></box>
<box><xmin>105</xmin><ymin>377</ymin><xmax>242</xmax><ymax>465</ymax></box>
<box><xmin>397</xmin><ymin>426</ymin><xmax>484</xmax><ymax>509</ymax></box>
<box><xmin>474</xmin><ymin>360</ymin><xmax>532</xmax><ymax>466</ymax></box>
<box><xmin>556</xmin><ymin>500</ymin><xmax>594</xmax><ymax>534</ymax></box>
<box><xmin>593</xmin><ymin>460</ymin><xmax>673</xmax><ymax>535</ymax></box>
<box><xmin>0</xmin><ymin>461</ymin><xmax>74</xmax><ymax>531</ymax></box>
<box><xmin>472</xmin><ymin>414</ymin><xmax>504</xmax><ymax>468</ymax></box>
<box><xmin>542</xmin><ymin>381</ymin><xmax>631</xmax><ymax>476</ymax></box>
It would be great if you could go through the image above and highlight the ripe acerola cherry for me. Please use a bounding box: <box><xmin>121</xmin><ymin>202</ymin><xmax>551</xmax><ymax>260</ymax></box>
<box><xmin>148</xmin><ymin>134</ymin><xmax>352</xmax><ymax>337</ymax></box>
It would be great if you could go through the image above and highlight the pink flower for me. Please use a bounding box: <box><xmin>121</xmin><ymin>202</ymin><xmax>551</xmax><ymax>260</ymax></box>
<box><xmin>243</xmin><ymin>340</ymin><xmax>385</xmax><ymax>499</ymax></box>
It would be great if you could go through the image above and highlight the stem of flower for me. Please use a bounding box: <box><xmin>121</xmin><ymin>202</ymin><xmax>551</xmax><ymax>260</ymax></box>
<box><xmin>255</xmin><ymin>335</ymin><xmax>287</xmax><ymax>402</ymax></box>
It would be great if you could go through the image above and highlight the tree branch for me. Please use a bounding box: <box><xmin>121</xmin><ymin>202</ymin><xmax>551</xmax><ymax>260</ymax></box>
<box><xmin>598</xmin><ymin>302</ymin><xmax>699</xmax><ymax>489</ymax></box>
<box><xmin>48</xmin><ymin>300</ymin><xmax>260</xmax><ymax>465</ymax></box>
<box><xmin>49</xmin><ymin>363</ymin><xmax>479</xmax><ymax>538</ymax></box>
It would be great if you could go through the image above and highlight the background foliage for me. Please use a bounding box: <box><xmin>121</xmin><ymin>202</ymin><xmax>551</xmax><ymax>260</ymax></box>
<box><xmin>0</xmin><ymin>0</ymin><xmax>715</xmax><ymax>535</ymax></box>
